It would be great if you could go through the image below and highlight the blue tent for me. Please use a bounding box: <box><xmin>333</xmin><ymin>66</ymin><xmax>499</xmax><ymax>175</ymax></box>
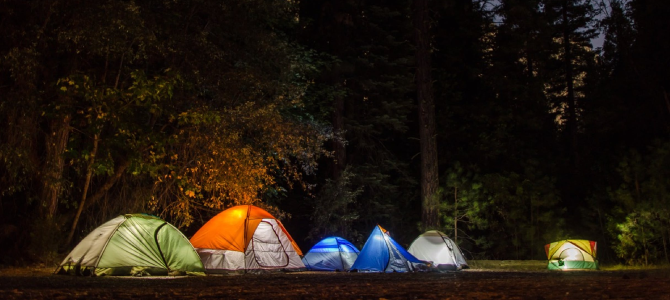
<box><xmin>350</xmin><ymin>225</ymin><xmax>425</xmax><ymax>272</ymax></box>
<box><xmin>302</xmin><ymin>237</ymin><xmax>360</xmax><ymax>271</ymax></box>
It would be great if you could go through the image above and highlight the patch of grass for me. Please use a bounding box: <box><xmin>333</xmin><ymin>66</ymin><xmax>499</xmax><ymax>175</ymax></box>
<box><xmin>0</xmin><ymin>266</ymin><xmax>54</xmax><ymax>277</ymax></box>
<box><xmin>469</xmin><ymin>260</ymin><xmax>670</xmax><ymax>271</ymax></box>
<box><xmin>468</xmin><ymin>260</ymin><xmax>547</xmax><ymax>271</ymax></box>
<box><xmin>599</xmin><ymin>263</ymin><xmax>670</xmax><ymax>271</ymax></box>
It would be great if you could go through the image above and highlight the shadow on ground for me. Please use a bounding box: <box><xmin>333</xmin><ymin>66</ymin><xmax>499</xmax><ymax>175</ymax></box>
<box><xmin>1</xmin><ymin>265</ymin><xmax>668</xmax><ymax>299</ymax></box>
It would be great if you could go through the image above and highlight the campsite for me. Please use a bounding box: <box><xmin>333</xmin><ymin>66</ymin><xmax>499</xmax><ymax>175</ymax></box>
<box><xmin>12</xmin><ymin>206</ymin><xmax>665</xmax><ymax>299</ymax></box>
<box><xmin>3</xmin><ymin>1</ymin><xmax>670</xmax><ymax>298</ymax></box>
<box><xmin>2</xmin><ymin>264</ymin><xmax>670</xmax><ymax>299</ymax></box>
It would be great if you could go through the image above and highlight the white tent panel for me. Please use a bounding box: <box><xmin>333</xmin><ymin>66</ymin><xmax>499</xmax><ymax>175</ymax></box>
<box><xmin>409</xmin><ymin>234</ymin><xmax>456</xmax><ymax>265</ymax></box>
<box><xmin>196</xmin><ymin>249</ymin><xmax>245</xmax><ymax>270</ymax></box>
<box><xmin>59</xmin><ymin>215</ymin><xmax>125</xmax><ymax>267</ymax></box>
<box><xmin>245</xmin><ymin>219</ymin><xmax>305</xmax><ymax>270</ymax></box>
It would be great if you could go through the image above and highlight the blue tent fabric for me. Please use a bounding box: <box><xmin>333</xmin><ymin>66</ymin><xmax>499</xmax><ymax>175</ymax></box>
<box><xmin>388</xmin><ymin>236</ymin><xmax>423</xmax><ymax>264</ymax></box>
<box><xmin>302</xmin><ymin>237</ymin><xmax>360</xmax><ymax>271</ymax></box>
<box><xmin>350</xmin><ymin>225</ymin><xmax>424</xmax><ymax>273</ymax></box>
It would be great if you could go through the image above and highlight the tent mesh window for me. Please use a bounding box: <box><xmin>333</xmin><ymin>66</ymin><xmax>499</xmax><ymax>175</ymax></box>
<box><xmin>557</xmin><ymin>248</ymin><xmax>585</xmax><ymax>267</ymax></box>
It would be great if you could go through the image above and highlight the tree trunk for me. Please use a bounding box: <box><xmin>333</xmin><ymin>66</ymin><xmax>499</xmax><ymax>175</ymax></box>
<box><xmin>663</xmin><ymin>89</ymin><xmax>670</xmax><ymax>116</ymax></box>
<box><xmin>530</xmin><ymin>195</ymin><xmax>534</xmax><ymax>259</ymax></box>
<box><xmin>562</xmin><ymin>0</ymin><xmax>578</xmax><ymax>168</ymax></box>
<box><xmin>641</xmin><ymin>222</ymin><xmax>648</xmax><ymax>266</ymax></box>
<box><xmin>662</xmin><ymin>220</ymin><xmax>668</xmax><ymax>264</ymax></box>
<box><xmin>332</xmin><ymin>95</ymin><xmax>346</xmax><ymax>180</ymax></box>
<box><xmin>454</xmin><ymin>186</ymin><xmax>458</xmax><ymax>242</ymax></box>
<box><xmin>414</xmin><ymin>0</ymin><xmax>439</xmax><ymax>229</ymax></box>
<box><xmin>65</xmin><ymin>157</ymin><xmax>129</xmax><ymax>244</ymax></box>
<box><xmin>309</xmin><ymin>0</ymin><xmax>352</xmax><ymax>181</ymax></box>
<box><xmin>83</xmin><ymin>158</ymin><xmax>130</xmax><ymax>213</ymax></box>
<box><xmin>41</xmin><ymin>114</ymin><xmax>71</xmax><ymax>218</ymax></box>
<box><xmin>65</xmin><ymin>134</ymin><xmax>99</xmax><ymax>245</ymax></box>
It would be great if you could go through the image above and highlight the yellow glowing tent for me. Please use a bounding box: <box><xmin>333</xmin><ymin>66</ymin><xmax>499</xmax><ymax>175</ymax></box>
<box><xmin>190</xmin><ymin>205</ymin><xmax>304</xmax><ymax>273</ymax></box>
<box><xmin>545</xmin><ymin>239</ymin><xmax>598</xmax><ymax>270</ymax></box>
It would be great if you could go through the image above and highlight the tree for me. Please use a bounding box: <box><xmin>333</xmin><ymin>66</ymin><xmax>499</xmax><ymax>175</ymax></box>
<box><xmin>0</xmin><ymin>0</ymin><xmax>330</xmax><ymax>260</ymax></box>
<box><xmin>414</xmin><ymin>0</ymin><xmax>440</xmax><ymax>230</ymax></box>
<box><xmin>608</xmin><ymin>142</ymin><xmax>670</xmax><ymax>265</ymax></box>
<box><xmin>580</xmin><ymin>0</ymin><xmax>670</xmax><ymax>264</ymax></box>
<box><xmin>542</xmin><ymin>0</ymin><xmax>598</xmax><ymax>167</ymax></box>
<box><xmin>426</xmin><ymin>0</ymin><xmax>570</xmax><ymax>259</ymax></box>
<box><xmin>441</xmin><ymin>163</ymin><xmax>484</xmax><ymax>244</ymax></box>
<box><xmin>298</xmin><ymin>0</ymin><xmax>419</xmax><ymax>245</ymax></box>
<box><xmin>628</xmin><ymin>0</ymin><xmax>670</xmax><ymax>120</ymax></box>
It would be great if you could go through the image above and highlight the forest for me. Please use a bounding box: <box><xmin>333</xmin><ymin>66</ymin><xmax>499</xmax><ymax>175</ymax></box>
<box><xmin>0</xmin><ymin>0</ymin><xmax>669</xmax><ymax>267</ymax></box>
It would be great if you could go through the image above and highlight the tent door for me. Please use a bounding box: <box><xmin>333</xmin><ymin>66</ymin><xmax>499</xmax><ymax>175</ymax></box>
<box><xmin>338</xmin><ymin>244</ymin><xmax>358</xmax><ymax>270</ymax></box>
<box><xmin>251</xmin><ymin>221</ymin><xmax>289</xmax><ymax>268</ymax></box>
<box><xmin>384</xmin><ymin>236</ymin><xmax>412</xmax><ymax>272</ymax></box>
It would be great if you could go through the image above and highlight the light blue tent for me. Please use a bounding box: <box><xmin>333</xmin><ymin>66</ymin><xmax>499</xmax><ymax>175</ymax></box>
<box><xmin>350</xmin><ymin>225</ymin><xmax>425</xmax><ymax>272</ymax></box>
<box><xmin>302</xmin><ymin>236</ymin><xmax>360</xmax><ymax>271</ymax></box>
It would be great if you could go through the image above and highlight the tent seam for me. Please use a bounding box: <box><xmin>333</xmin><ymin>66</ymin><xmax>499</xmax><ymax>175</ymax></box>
<box><xmin>154</xmin><ymin>222</ymin><xmax>170</xmax><ymax>271</ymax></box>
<box><xmin>92</xmin><ymin>215</ymin><xmax>127</xmax><ymax>269</ymax></box>
<box><xmin>166</xmin><ymin>222</ymin><xmax>205</xmax><ymax>272</ymax></box>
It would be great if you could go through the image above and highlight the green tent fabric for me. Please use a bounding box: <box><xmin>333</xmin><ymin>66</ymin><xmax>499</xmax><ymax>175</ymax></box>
<box><xmin>56</xmin><ymin>214</ymin><xmax>205</xmax><ymax>276</ymax></box>
<box><xmin>547</xmin><ymin>260</ymin><xmax>598</xmax><ymax>270</ymax></box>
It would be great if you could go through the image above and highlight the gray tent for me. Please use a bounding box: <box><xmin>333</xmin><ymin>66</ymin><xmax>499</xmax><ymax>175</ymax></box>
<box><xmin>408</xmin><ymin>230</ymin><xmax>468</xmax><ymax>271</ymax></box>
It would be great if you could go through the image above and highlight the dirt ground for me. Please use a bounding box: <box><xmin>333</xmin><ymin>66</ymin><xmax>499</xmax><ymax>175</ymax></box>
<box><xmin>0</xmin><ymin>267</ymin><xmax>669</xmax><ymax>299</ymax></box>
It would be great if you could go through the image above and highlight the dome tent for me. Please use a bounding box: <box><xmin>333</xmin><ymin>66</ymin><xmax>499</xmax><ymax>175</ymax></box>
<box><xmin>545</xmin><ymin>239</ymin><xmax>598</xmax><ymax>270</ymax></box>
<box><xmin>408</xmin><ymin>230</ymin><xmax>469</xmax><ymax>271</ymax></box>
<box><xmin>350</xmin><ymin>225</ymin><xmax>425</xmax><ymax>273</ymax></box>
<box><xmin>56</xmin><ymin>214</ymin><xmax>205</xmax><ymax>276</ymax></box>
<box><xmin>190</xmin><ymin>205</ymin><xmax>305</xmax><ymax>273</ymax></box>
<box><xmin>302</xmin><ymin>236</ymin><xmax>360</xmax><ymax>271</ymax></box>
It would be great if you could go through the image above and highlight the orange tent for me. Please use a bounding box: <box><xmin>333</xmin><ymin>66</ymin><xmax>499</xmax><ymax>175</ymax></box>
<box><xmin>191</xmin><ymin>205</ymin><xmax>304</xmax><ymax>272</ymax></box>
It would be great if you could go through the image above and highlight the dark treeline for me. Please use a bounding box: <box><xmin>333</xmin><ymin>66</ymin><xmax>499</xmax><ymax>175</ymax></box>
<box><xmin>1</xmin><ymin>0</ymin><xmax>669</xmax><ymax>266</ymax></box>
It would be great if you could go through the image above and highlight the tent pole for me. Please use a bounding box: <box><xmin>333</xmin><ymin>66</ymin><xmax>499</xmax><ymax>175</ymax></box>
<box><xmin>244</xmin><ymin>205</ymin><xmax>251</xmax><ymax>273</ymax></box>
<box><xmin>154</xmin><ymin>222</ymin><xmax>170</xmax><ymax>273</ymax></box>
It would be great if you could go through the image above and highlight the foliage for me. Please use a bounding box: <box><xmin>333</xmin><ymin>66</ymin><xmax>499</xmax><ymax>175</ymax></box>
<box><xmin>440</xmin><ymin>162</ymin><xmax>564</xmax><ymax>260</ymax></box>
<box><xmin>440</xmin><ymin>162</ymin><xmax>485</xmax><ymax>245</ymax></box>
<box><xmin>151</xmin><ymin>100</ymin><xmax>329</xmax><ymax>228</ymax></box>
<box><xmin>299</xmin><ymin>0</ymin><xmax>419</xmax><ymax>245</ymax></box>
<box><xmin>307</xmin><ymin>167</ymin><xmax>363</xmax><ymax>242</ymax></box>
<box><xmin>608</xmin><ymin>141</ymin><xmax>670</xmax><ymax>265</ymax></box>
<box><xmin>1</xmin><ymin>0</ymin><xmax>670</xmax><ymax>266</ymax></box>
<box><xmin>0</xmin><ymin>0</ymin><xmax>330</xmax><ymax>259</ymax></box>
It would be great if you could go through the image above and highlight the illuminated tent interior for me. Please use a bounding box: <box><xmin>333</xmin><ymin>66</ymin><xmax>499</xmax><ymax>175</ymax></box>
<box><xmin>56</xmin><ymin>214</ymin><xmax>205</xmax><ymax>276</ymax></box>
<box><xmin>302</xmin><ymin>236</ymin><xmax>360</xmax><ymax>271</ymax></box>
<box><xmin>190</xmin><ymin>205</ymin><xmax>305</xmax><ymax>273</ymax></box>
<box><xmin>408</xmin><ymin>230</ymin><xmax>469</xmax><ymax>271</ymax></box>
<box><xmin>545</xmin><ymin>240</ymin><xmax>598</xmax><ymax>270</ymax></box>
<box><xmin>350</xmin><ymin>225</ymin><xmax>425</xmax><ymax>273</ymax></box>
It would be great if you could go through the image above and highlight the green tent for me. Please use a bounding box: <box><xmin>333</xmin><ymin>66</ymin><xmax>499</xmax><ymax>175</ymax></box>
<box><xmin>56</xmin><ymin>214</ymin><xmax>205</xmax><ymax>276</ymax></box>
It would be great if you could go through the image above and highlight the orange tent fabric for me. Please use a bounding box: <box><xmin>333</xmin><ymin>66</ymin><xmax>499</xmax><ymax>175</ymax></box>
<box><xmin>190</xmin><ymin>205</ymin><xmax>302</xmax><ymax>256</ymax></box>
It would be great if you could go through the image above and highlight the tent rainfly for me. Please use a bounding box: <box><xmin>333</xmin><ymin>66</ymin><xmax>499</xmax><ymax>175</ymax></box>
<box><xmin>349</xmin><ymin>225</ymin><xmax>425</xmax><ymax>273</ymax></box>
<box><xmin>545</xmin><ymin>239</ymin><xmax>598</xmax><ymax>270</ymax></box>
<box><xmin>56</xmin><ymin>214</ymin><xmax>206</xmax><ymax>276</ymax></box>
<box><xmin>302</xmin><ymin>236</ymin><xmax>360</xmax><ymax>271</ymax></box>
<box><xmin>408</xmin><ymin>230</ymin><xmax>469</xmax><ymax>271</ymax></box>
<box><xmin>190</xmin><ymin>205</ymin><xmax>305</xmax><ymax>273</ymax></box>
